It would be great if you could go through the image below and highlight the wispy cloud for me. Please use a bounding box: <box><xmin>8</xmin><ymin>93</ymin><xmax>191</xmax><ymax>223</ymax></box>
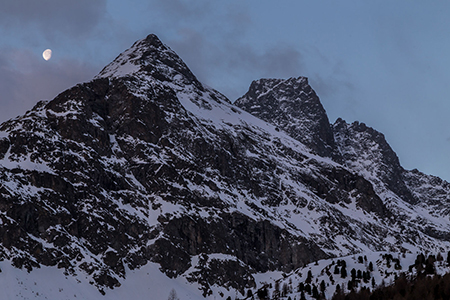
<box><xmin>0</xmin><ymin>0</ymin><xmax>107</xmax><ymax>40</ymax></box>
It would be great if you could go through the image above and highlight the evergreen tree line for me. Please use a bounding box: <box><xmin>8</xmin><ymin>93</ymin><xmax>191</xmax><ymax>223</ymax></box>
<box><xmin>238</xmin><ymin>252</ymin><xmax>450</xmax><ymax>300</ymax></box>
<box><xmin>332</xmin><ymin>252</ymin><xmax>450</xmax><ymax>300</ymax></box>
<box><xmin>332</xmin><ymin>272</ymin><xmax>450</xmax><ymax>300</ymax></box>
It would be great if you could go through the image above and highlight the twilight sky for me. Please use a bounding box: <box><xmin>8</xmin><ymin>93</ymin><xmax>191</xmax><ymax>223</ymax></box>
<box><xmin>1</xmin><ymin>0</ymin><xmax>449</xmax><ymax>181</ymax></box>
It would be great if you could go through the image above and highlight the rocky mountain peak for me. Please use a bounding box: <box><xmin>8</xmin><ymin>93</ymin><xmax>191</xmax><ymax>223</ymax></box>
<box><xmin>333</xmin><ymin>118</ymin><xmax>416</xmax><ymax>203</ymax></box>
<box><xmin>239</xmin><ymin>77</ymin><xmax>309</xmax><ymax>101</ymax></box>
<box><xmin>235</xmin><ymin>76</ymin><xmax>337</xmax><ymax>158</ymax></box>
<box><xmin>95</xmin><ymin>34</ymin><xmax>201</xmax><ymax>88</ymax></box>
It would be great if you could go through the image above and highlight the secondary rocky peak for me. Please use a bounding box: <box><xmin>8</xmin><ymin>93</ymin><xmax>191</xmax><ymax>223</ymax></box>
<box><xmin>95</xmin><ymin>34</ymin><xmax>201</xmax><ymax>88</ymax></box>
<box><xmin>333</xmin><ymin>119</ymin><xmax>400</xmax><ymax>172</ymax></box>
<box><xmin>235</xmin><ymin>76</ymin><xmax>337</xmax><ymax>158</ymax></box>
<box><xmin>239</xmin><ymin>77</ymin><xmax>309</xmax><ymax>102</ymax></box>
<box><xmin>333</xmin><ymin>118</ymin><xmax>416</xmax><ymax>203</ymax></box>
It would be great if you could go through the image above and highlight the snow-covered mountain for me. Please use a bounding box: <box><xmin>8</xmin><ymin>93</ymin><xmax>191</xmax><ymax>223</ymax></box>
<box><xmin>0</xmin><ymin>34</ymin><xmax>449</xmax><ymax>299</ymax></box>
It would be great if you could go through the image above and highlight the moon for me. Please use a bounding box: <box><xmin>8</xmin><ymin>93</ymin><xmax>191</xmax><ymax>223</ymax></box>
<box><xmin>42</xmin><ymin>49</ymin><xmax>52</xmax><ymax>61</ymax></box>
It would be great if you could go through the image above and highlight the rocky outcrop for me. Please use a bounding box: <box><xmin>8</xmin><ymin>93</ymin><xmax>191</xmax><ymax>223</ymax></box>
<box><xmin>235</xmin><ymin>77</ymin><xmax>337</xmax><ymax>158</ymax></box>
<box><xmin>332</xmin><ymin>118</ymin><xmax>416</xmax><ymax>203</ymax></box>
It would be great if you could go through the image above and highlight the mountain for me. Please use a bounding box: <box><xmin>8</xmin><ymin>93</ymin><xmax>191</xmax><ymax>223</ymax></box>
<box><xmin>0</xmin><ymin>34</ymin><xmax>450</xmax><ymax>299</ymax></box>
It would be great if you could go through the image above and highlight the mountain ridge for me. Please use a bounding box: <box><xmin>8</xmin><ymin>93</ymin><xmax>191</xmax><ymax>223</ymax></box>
<box><xmin>0</xmin><ymin>34</ymin><xmax>449</xmax><ymax>299</ymax></box>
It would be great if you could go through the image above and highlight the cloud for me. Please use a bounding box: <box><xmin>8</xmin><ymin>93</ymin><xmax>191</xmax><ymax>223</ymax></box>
<box><xmin>166</xmin><ymin>28</ymin><xmax>306</xmax><ymax>101</ymax></box>
<box><xmin>0</xmin><ymin>0</ymin><xmax>107</xmax><ymax>40</ymax></box>
<box><xmin>132</xmin><ymin>1</ymin><xmax>280</xmax><ymax>99</ymax></box>
<box><xmin>0</xmin><ymin>47</ymin><xmax>98</xmax><ymax>123</ymax></box>
<box><xmin>151</xmin><ymin>0</ymin><xmax>213</xmax><ymax>21</ymax></box>
<box><xmin>139</xmin><ymin>1</ymin><xmax>352</xmax><ymax>101</ymax></box>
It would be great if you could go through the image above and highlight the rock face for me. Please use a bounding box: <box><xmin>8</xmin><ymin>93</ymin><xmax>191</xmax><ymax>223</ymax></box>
<box><xmin>0</xmin><ymin>34</ymin><xmax>450</xmax><ymax>296</ymax></box>
<box><xmin>235</xmin><ymin>77</ymin><xmax>337</xmax><ymax>158</ymax></box>
<box><xmin>332</xmin><ymin>118</ymin><xmax>416</xmax><ymax>203</ymax></box>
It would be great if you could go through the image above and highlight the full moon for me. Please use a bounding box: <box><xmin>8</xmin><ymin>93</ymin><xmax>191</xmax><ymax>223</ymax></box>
<box><xmin>42</xmin><ymin>49</ymin><xmax>52</xmax><ymax>61</ymax></box>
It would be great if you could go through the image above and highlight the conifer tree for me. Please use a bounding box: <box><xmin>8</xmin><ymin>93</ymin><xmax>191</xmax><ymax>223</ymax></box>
<box><xmin>168</xmin><ymin>289</ymin><xmax>179</xmax><ymax>300</ymax></box>
<box><xmin>300</xmin><ymin>291</ymin><xmax>306</xmax><ymax>300</ymax></box>
<box><xmin>320</xmin><ymin>280</ymin><xmax>326</xmax><ymax>294</ymax></box>
<box><xmin>425</xmin><ymin>260</ymin><xmax>435</xmax><ymax>275</ymax></box>
<box><xmin>334</xmin><ymin>265</ymin><xmax>340</xmax><ymax>275</ymax></box>
<box><xmin>305</xmin><ymin>284</ymin><xmax>311</xmax><ymax>295</ymax></box>
<box><xmin>257</xmin><ymin>287</ymin><xmax>268</xmax><ymax>300</ymax></box>
<box><xmin>306</xmin><ymin>270</ymin><xmax>313</xmax><ymax>283</ymax></box>
<box><xmin>416</xmin><ymin>253</ymin><xmax>425</xmax><ymax>266</ymax></box>
<box><xmin>273</xmin><ymin>281</ymin><xmax>280</xmax><ymax>299</ymax></box>
<box><xmin>340</xmin><ymin>265</ymin><xmax>347</xmax><ymax>279</ymax></box>
<box><xmin>282</xmin><ymin>283</ymin><xmax>289</xmax><ymax>297</ymax></box>
<box><xmin>351</xmin><ymin>268</ymin><xmax>356</xmax><ymax>281</ymax></box>
<box><xmin>312</xmin><ymin>285</ymin><xmax>319</xmax><ymax>299</ymax></box>
<box><xmin>347</xmin><ymin>280</ymin><xmax>353</xmax><ymax>292</ymax></box>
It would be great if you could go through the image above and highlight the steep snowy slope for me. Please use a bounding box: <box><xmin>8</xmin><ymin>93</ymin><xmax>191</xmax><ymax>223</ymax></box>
<box><xmin>403</xmin><ymin>169</ymin><xmax>450</xmax><ymax>220</ymax></box>
<box><xmin>332</xmin><ymin>119</ymin><xmax>450</xmax><ymax>248</ymax></box>
<box><xmin>0</xmin><ymin>34</ymin><xmax>450</xmax><ymax>299</ymax></box>
<box><xmin>236</xmin><ymin>76</ymin><xmax>450</xmax><ymax>257</ymax></box>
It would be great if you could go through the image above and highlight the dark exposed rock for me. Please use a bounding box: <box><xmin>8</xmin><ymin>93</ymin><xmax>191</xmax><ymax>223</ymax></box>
<box><xmin>235</xmin><ymin>77</ymin><xmax>337</xmax><ymax>158</ymax></box>
<box><xmin>333</xmin><ymin>118</ymin><xmax>417</xmax><ymax>204</ymax></box>
<box><xmin>0</xmin><ymin>137</ymin><xmax>10</xmax><ymax>159</ymax></box>
<box><xmin>186</xmin><ymin>254</ymin><xmax>256</xmax><ymax>296</ymax></box>
<box><xmin>161</xmin><ymin>212</ymin><xmax>327</xmax><ymax>273</ymax></box>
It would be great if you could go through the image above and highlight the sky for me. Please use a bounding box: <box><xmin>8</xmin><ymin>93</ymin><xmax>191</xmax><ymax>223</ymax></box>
<box><xmin>0</xmin><ymin>0</ymin><xmax>449</xmax><ymax>181</ymax></box>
